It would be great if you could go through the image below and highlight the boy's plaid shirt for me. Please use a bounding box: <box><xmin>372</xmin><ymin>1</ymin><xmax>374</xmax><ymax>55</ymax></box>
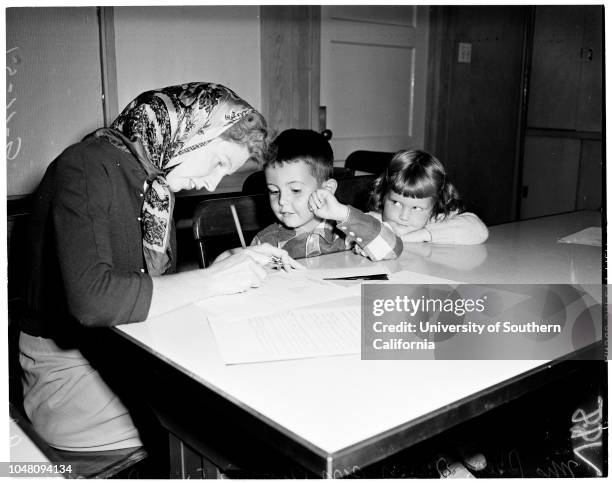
<box><xmin>251</xmin><ymin>206</ymin><xmax>403</xmax><ymax>260</ymax></box>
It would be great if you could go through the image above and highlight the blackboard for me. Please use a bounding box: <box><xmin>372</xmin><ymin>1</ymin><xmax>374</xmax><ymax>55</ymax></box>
<box><xmin>6</xmin><ymin>7</ymin><xmax>104</xmax><ymax>196</ymax></box>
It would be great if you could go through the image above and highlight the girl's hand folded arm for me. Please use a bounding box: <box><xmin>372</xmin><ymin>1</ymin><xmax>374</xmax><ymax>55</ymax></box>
<box><xmin>423</xmin><ymin>212</ymin><xmax>488</xmax><ymax>245</ymax></box>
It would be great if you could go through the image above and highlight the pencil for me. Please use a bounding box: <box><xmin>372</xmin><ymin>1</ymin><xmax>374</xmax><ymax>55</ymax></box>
<box><xmin>230</xmin><ymin>204</ymin><xmax>247</xmax><ymax>249</ymax></box>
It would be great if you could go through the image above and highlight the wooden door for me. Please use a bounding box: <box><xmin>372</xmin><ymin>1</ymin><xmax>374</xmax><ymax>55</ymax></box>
<box><xmin>521</xmin><ymin>6</ymin><xmax>603</xmax><ymax>219</ymax></box>
<box><xmin>320</xmin><ymin>5</ymin><xmax>430</xmax><ymax>162</ymax></box>
<box><xmin>427</xmin><ymin>6</ymin><xmax>529</xmax><ymax>226</ymax></box>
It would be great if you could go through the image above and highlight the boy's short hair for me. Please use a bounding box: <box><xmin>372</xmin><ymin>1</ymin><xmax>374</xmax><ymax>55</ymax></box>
<box><xmin>264</xmin><ymin>129</ymin><xmax>334</xmax><ymax>184</ymax></box>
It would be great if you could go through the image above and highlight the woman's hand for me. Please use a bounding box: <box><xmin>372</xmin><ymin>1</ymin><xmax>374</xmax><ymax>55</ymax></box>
<box><xmin>308</xmin><ymin>189</ymin><xmax>349</xmax><ymax>222</ymax></box>
<box><xmin>148</xmin><ymin>252</ymin><xmax>269</xmax><ymax>318</ymax></box>
<box><xmin>148</xmin><ymin>245</ymin><xmax>304</xmax><ymax>319</ymax></box>
<box><xmin>205</xmin><ymin>252</ymin><xmax>268</xmax><ymax>295</ymax></box>
<box><xmin>242</xmin><ymin>243</ymin><xmax>306</xmax><ymax>271</ymax></box>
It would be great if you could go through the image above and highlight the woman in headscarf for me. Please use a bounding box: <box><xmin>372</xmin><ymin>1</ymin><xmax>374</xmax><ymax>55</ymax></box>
<box><xmin>19</xmin><ymin>82</ymin><xmax>300</xmax><ymax>453</ymax></box>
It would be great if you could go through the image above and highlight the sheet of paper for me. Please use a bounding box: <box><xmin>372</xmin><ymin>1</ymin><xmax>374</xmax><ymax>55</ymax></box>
<box><xmin>209</xmin><ymin>305</ymin><xmax>361</xmax><ymax>364</ymax></box>
<box><xmin>557</xmin><ymin>226</ymin><xmax>602</xmax><ymax>247</ymax></box>
<box><xmin>195</xmin><ymin>271</ymin><xmax>353</xmax><ymax>321</ymax></box>
<box><xmin>388</xmin><ymin>270</ymin><xmax>461</xmax><ymax>285</ymax></box>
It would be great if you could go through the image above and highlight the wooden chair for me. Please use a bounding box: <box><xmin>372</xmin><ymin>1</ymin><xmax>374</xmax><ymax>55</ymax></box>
<box><xmin>335</xmin><ymin>174</ymin><xmax>378</xmax><ymax>212</ymax></box>
<box><xmin>344</xmin><ymin>150</ymin><xmax>394</xmax><ymax>175</ymax></box>
<box><xmin>192</xmin><ymin>194</ymin><xmax>275</xmax><ymax>267</ymax></box>
<box><xmin>241</xmin><ymin>170</ymin><xmax>267</xmax><ymax>194</ymax></box>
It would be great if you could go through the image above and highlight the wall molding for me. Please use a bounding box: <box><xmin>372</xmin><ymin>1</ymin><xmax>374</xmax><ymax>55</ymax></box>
<box><xmin>98</xmin><ymin>7</ymin><xmax>118</xmax><ymax>126</ymax></box>
<box><xmin>260</xmin><ymin>6</ymin><xmax>320</xmax><ymax>134</ymax></box>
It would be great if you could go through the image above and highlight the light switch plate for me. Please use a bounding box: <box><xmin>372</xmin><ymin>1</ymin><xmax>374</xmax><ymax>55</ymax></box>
<box><xmin>458</xmin><ymin>42</ymin><xmax>472</xmax><ymax>63</ymax></box>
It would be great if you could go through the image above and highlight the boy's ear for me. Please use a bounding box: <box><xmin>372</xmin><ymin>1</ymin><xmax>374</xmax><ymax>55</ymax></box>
<box><xmin>322</xmin><ymin>178</ymin><xmax>337</xmax><ymax>194</ymax></box>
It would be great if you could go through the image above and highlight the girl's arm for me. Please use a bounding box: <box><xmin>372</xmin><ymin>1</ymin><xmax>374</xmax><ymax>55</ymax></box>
<box><xmin>422</xmin><ymin>211</ymin><xmax>489</xmax><ymax>245</ymax></box>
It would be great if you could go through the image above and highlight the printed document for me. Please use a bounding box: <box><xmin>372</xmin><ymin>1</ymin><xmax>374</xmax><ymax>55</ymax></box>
<box><xmin>209</xmin><ymin>306</ymin><xmax>361</xmax><ymax>364</ymax></box>
<box><xmin>195</xmin><ymin>271</ymin><xmax>353</xmax><ymax>321</ymax></box>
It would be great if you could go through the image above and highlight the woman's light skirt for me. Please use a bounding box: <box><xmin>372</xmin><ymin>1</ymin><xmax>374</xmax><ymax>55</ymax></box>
<box><xmin>19</xmin><ymin>332</ymin><xmax>142</xmax><ymax>451</ymax></box>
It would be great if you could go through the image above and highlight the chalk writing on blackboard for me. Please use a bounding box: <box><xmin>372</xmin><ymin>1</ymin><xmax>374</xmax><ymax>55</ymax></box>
<box><xmin>480</xmin><ymin>448</ymin><xmax>524</xmax><ymax>477</ymax></box>
<box><xmin>570</xmin><ymin>395</ymin><xmax>604</xmax><ymax>476</ymax></box>
<box><xmin>321</xmin><ymin>466</ymin><xmax>363</xmax><ymax>479</ymax></box>
<box><xmin>6</xmin><ymin>46</ymin><xmax>22</xmax><ymax>161</ymax></box>
<box><xmin>9</xmin><ymin>417</ymin><xmax>22</xmax><ymax>448</ymax></box>
<box><xmin>535</xmin><ymin>458</ymin><xmax>579</xmax><ymax>478</ymax></box>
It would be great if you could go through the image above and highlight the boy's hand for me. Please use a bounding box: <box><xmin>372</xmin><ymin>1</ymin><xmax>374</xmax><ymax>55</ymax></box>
<box><xmin>243</xmin><ymin>243</ymin><xmax>306</xmax><ymax>271</ymax></box>
<box><xmin>308</xmin><ymin>188</ymin><xmax>349</xmax><ymax>222</ymax></box>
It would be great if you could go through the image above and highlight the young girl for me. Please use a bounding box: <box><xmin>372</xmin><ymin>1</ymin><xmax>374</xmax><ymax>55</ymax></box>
<box><xmin>368</xmin><ymin>149</ymin><xmax>488</xmax><ymax>245</ymax></box>
<box><xmin>370</xmin><ymin>149</ymin><xmax>488</xmax><ymax>476</ymax></box>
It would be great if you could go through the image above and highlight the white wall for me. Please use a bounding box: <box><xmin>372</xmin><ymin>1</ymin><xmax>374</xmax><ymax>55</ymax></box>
<box><xmin>114</xmin><ymin>6</ymin><xmax>262</xmax><ymax>114</ymax></box>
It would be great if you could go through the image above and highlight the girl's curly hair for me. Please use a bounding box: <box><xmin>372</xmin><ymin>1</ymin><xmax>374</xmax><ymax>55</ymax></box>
<box><xmin>219</xmin><ymin>110</ymin><xmax>270</xmax><ymax>166</ymax></box>
<box><xmin>369</xmin><ymin>149</ymin><xmax>464</xmax><ymax>220</ymax></box>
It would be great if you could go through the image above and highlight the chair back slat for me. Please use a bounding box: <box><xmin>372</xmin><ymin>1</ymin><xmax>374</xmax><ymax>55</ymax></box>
<box><xmin>344</xmin><ymin>150</ymin><xmax>393</xmax><ymax>175</ymax></box>
<box><xmin>192</xmin><ymin>194</ymin><xmax>274</xmax><ymax>267</ymax></box>
<box><xmin>335</xmin><ymin>174</ymin><xmax>377</xmax><ymax>212</ymax></box>
<box><xmin>242</xmin><ymin>168</ymin><xmax>354</xmax><ymax>194</ymax></box>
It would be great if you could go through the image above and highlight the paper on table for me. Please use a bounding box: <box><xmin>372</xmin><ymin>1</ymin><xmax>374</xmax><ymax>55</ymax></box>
<box><xmin>557</xmin><ymin>226</ymin><xmax>602</xmax><ymax>247</ymax></box>
<box><xmin>195</xmin><ymin>271</ymin><xmax>353</xmax><ymax>321</ymax></box>
<box><xmin>209</xmin><ymin>305</ymin><xmax>361</xmax><ymax>365</ymax></box>
<box><xmin>388</xmin><ymin>270</ymin><xmax>461</xmax><ymax>285</ymax></box>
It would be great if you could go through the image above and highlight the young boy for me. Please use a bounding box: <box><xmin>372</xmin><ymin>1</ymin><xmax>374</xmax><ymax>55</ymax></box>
<box><xmin>251</xmin><ymin>129</ymin><xmax>402</xmax><ymax>260</ymax></box>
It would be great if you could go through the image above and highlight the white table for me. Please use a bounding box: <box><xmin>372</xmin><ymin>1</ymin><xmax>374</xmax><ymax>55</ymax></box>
<box><xmin>115</xmin><ymin>211</ymin><xmax>603</xmax><ymax>476</ymax></box>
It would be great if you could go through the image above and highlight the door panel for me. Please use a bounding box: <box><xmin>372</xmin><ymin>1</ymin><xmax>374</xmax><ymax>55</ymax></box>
<box><xmin>521</xmin><ymin>137</ymin><xmax>581</xmax><ymax>219</ymax></box>
<box><xmin>576</xmin><ymin>140</ymin><xmax>602</xmax><ymax>211</ymax></box>
<box><xmin>527</xmin><ymin>6</ymin><xmax>585</xmax><ymax>130</ymax></box>
<box><xmin>576</xmin><ymin>6</ymin><xmax>603</xmax><ymax>132</ymax></box>
<box><xmin>320</xmin><ymin>5</ymin><xmax>429</xmax><ymax>162</ymax></box>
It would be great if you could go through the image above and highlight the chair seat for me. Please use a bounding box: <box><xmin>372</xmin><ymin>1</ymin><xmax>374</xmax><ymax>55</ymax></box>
<box><xmin>9</xmin><ymin>403</ymin><xmax>147</xmax><ymax>479</ymax></box>
<box><xmin>53</xmin><ymin>446</ymin><xmax>148</xmax><ymax>479</ymax></box>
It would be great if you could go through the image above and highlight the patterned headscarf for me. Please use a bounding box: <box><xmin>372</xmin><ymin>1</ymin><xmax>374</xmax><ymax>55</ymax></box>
<box><xmin>90</xmin><ymin>82</ymin><xmax>256</xmax><ymax>275</ymax></box>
